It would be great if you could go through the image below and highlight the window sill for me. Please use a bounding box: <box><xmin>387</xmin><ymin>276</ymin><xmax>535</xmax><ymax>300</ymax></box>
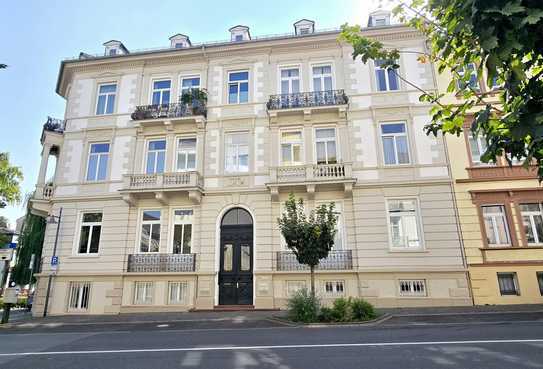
<box><xmin>383</xmin><ymin>163</ymin><xmax>413</xmax><ymax>168</ymax></box>
<box><xmin>388</xmin><ymin>248</ymin><xmax>427</xmax><ymax>253</ymax></box>
<box><xmin>69</xmin><ymin>254</ymin><xmax>101</xmax><ymax>259</ymax></box>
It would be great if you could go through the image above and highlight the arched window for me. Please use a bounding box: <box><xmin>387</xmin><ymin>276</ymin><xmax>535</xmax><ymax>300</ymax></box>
<box><xmin>221</xmin><ymin>208</ymin><xmax>253</xmax><ymax>226</ymax></box>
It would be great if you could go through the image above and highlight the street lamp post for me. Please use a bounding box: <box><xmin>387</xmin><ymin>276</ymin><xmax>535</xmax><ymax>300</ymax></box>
<box><xmin>43</xmin><ymin>207</ymin><xmax>62</xmax><ymax>317</ymax></box>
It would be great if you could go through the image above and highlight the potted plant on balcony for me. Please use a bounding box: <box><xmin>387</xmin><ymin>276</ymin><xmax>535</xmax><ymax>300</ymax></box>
<box><xmin>180</xmin><ymin>88</ymin><xmax>208</xmax><ymax>117</ymax></box>
<box><xmin>278</xmin><ymin>193</ymin><xmax>338</xmax><ymax>297</ymax></box>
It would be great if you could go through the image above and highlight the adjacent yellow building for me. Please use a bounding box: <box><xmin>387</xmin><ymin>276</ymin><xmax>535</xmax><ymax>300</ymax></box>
<box><xmin>439</xmin><ymin>71</ymin><xmax>543</xmax><ymax>305</ymax></box>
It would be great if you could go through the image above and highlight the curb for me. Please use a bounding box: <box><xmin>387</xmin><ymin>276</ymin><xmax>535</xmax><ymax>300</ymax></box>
<box><xmin>269</xmin><ymin>313</ymin><xmax>392</xmax><ymax>328</ymax></box>
<box><xmin>388</xmin><ymin>309</ymin><xmax>543</xmax><ymax>318</ymax></box>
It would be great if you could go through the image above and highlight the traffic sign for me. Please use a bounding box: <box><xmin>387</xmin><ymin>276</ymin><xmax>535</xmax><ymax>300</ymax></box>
<box><xmin>8</xmin><ymin>242</ymin><xmax>16</xmax><ymax>249</ymax></box>
<box><xmin>50</xmin><ymin>256</ymin><xmax>59</xmax><ymax>272</ymax></box>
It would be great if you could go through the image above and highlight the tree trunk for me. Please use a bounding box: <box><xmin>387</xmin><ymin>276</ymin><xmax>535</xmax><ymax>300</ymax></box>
<box><xmin>310</xmin><ymin>265</ymin><xmax>315</xmax><ymax>297</ymax></box>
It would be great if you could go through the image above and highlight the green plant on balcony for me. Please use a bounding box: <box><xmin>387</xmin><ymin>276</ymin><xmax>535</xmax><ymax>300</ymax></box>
<box><xmin>180</xmin><ymin>88</ymin><xmax>208</xmax><ymax>116</ymax></box>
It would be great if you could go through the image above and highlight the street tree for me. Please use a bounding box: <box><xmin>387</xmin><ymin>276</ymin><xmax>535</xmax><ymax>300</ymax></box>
<box><xmin>0</xmin><ymin>152</ymin><xmax>23</xmax><ymax>208</ymax></box>
<box><xmin>340</xmin><ymin>0</ymin><xmax>543</xmax><ymax>177</ymax></box>
<box><xmin>277</xmin><ymin>193</ymin><xmax>337</xmax><ymax>296</ymax></box>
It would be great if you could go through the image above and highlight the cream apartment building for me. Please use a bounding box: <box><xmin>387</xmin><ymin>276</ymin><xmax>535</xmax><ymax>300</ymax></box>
<box><xmin>30</xmin><ymin>11</ymin><xmax>471</xmax><ymax>315</ymax></box>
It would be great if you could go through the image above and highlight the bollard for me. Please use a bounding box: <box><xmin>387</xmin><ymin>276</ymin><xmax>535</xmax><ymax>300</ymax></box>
<box><xmin>1</xmin><ymin>303</ymin><xmax>11</xmax><ymax>324</ymax></box>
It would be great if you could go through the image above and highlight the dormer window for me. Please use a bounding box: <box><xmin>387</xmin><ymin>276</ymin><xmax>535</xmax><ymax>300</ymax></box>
<box><xmin>368</xmin><ymin>10</ymin><xmax>391</xmax><ymax>27</ymax></box>
<box><xmin>169</xmin><ymin>34</ymin><xmax>192</xmax><ymax>49</ymax></box>
<box><xmin>102</xmin><ymin>40</ymin><xmax>128</xmax><ymax>56</ymax></box>
<box><xmin>293</xmin><ymin>19</ymin><xmax>315</xmax><ymax>35</ymax></box>
<box><xmin>229</xmin><ymin>25</ymin><xmax>250</xmax><ymax>42</ymax></box>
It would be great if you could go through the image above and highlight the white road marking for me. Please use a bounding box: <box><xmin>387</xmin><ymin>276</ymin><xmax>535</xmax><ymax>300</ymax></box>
<box><xmin>156</xmin><ymin>324</ymin><xmax>169</xmax><ymax>328</ymax></box>
<box><xmin>0</xmin><ymin>339</ymin><xmax>542</xmax><ymax>357</ymax></box>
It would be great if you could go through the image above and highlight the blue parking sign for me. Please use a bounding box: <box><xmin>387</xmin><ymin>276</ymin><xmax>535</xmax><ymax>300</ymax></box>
<box><xmin>51</xmin><ymin>256</ymin><xmax>59</xmax><ymax>266</ymax></box>
<box><xmin>8</xmin><ymin>242</ymin><xmax>17</xmax><ymax>249</ymax></box>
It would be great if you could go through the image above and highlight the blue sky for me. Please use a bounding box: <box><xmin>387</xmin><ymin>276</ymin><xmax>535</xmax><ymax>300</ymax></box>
<box><xmin>0</xmin><ymin>0</ymin><xmax>375</xmax><ymax>228</ymax></box>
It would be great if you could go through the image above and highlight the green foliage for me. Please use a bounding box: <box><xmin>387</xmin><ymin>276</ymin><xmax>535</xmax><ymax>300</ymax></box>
<box><xmin>0</xmin><ymin>216</ymin><xmax>10</xmax><ymax>247</ymax></box>
<box><xmin>0</xmin><ymin>152</ymin><xmax>23</xmax><ymax>208</ymax></box>
<box><xmin>340</xmin><ymin>1</ymin><xmax>543</xmax><ymax>178</ymax></box>
<box><xmin>331</xmin><ymin>298</ymin><xmax>352</xmax><ymax>322</ymax></box>
<box><xmin>318</xmin><ymin>306</ymin><xmax>335</xmax><ymax>322</ymax></box>
<box><xmin>0</xmin><ymin>298</ymin><xmax>28</xmax><ymax>310</ymax></box>
<box><xmin>278</xmin><ymin>194</ymin><xmax>338</xmax><ymax>295</ymax></box>
<box><xmin>350</xmin><ymin>297</ymin><xmax>377</xmax><ymax>321</ymax></box>
<box><xmin>317</xmin><ymin>297</ymin><xmax>377</xmax><ymax>323</ymax></box>
<box><xmin>286</xmin><ymin>288</ymin><xmax>320</xmax><ymax>323</ymax></box>
<box><xmin>11</xmin><ymin>212</ymin><xmax>46</xmax><ymax>285</ymax></box>
<box><xmin>179</xmin><ymin>87</ymin><xmax>208</xmax><ymax>105</ymax></box>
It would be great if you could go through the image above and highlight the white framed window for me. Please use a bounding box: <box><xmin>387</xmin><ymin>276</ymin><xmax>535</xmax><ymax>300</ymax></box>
<box><xmin>281</xmin><ymin>131</ymin><xmax>303</xmax><ymax>165</ymax></box>
<box><xmin>457</xmin><ymin>63</ymin><xmax>479</xmax><ymax>90</ymax></box>
<box><xmin>176</xmin><ymin>137</ymin><xmax>197</xmax><ymax>171</ymax></box>
<box><xmin>312</xmin><ymin>65</ymin><xmax>333</xmax><ymax>91</ymax></box>
<box><xmin>151</xmin><ymin>80</ymin><xmax>171</xmax><ymax>105</ymax></box>
<box><xmin>140</xmin><ymin>210</ymin><xmax>161</xmax><ymax>253</ymax></box>
<box><xmin>280</xmin><ymin>68</ymin><xmax>300</xmax><ymax>94</ymax></box>
<box><xmin>96</xmin><ymin>83</ymin><xmax>116</xmax><ymax>115</ymax></box>
<box><xmin>67</xmin><ymin>282</ymin><xmax>91</xmax><ymax>311</ymax></box>
<box><xmin>520</xmin><ymin>203</ymin><xmax>543</xmax><ymax>245</ymax></box>
<box><xmin>482</xmin><ymin>205</ymin><xmax>511</xmax><ymax>246</ymax></box>
<box><xmin>324</xmin><ymin>281</ymin><xmax>345</xmax><ymax>295</ymax></box>
<box><xmin>228</xmin><ymin>71</ymin><xmax>249</xmax><ymax>104</ymax></box>
<box><xmin>86</xmin><ymin>143</ymin><xmax>110</xmax><ymax>181</ymax></box>
<box><xmin>286</xmin><ymin>280</ymin><xmax>307</xmax><ymax>296</ymax></box>
<box><xmin>172</xmin><ymin>209</ymin><xmax>193</xmax><ymax>254</ymax></box>
<box><xmin>399</xmin><ymin>280</ymin><xmax>426</xmax><ymax>297</ymax></box>
<box><xmin>374</xmin><ymin>60</ymin><xmax>400</xmax><ymax>91</ymax></box>
<box><xmin>497</xmin><ymin>273</ymin><xmax>519</xmax><ymax>296</ymax></box>
<box><xmin>381</xmin><ymin>122</ymin><xmax>410</xmax><ymax>165</ymax></box>
<box><xmin>180</xmin><ymin>76</ymin><xmax>201</xmax><ymax>96</ymax></box>
<box><xmin>77</xmin><ymin>213</ymin><xmax>102</xmax><ymax>254</ymax></box>
<box><xmin>134</xmin><ymin>281</ymin><xmax>153</xmax><ymax>304</ymax></box>
<box><xmin>316</xmin><ymin>201</ymin><xmax>344</xmax><ymax>250</ymax></box>
<box><xmin>225</xmin><ymin>132</ymin><xmax>249</xmax><ymax>172</ymax></box>
<box><xmin>145</xmin><ymin>139</ymin><xmax>166</xmax><ymax>174</ymax></box>
<box><xmin>468</xmin><ymin>133</ymin><xmax>489</xmax><ymax>164</ymax></box>
<box><xmin>168</xmin><ymin>281</ymin><xmax>189</xmax><ymax>304</ymax></box>
<box><xmin>387</xmin><ymin>199</ymin><xmax>422</xmax><ymax>249</ymax></box>
<box><xmin>315</xmin><ymin>128</ymin><xmax>337</xmax><ymax>164</ymax></box>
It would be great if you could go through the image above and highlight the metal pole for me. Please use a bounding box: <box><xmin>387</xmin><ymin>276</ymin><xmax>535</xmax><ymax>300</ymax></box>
<box><xmin>43</xmin><ymin>207</ymin><xmax>62</xmax><ymax>317</ymax></box>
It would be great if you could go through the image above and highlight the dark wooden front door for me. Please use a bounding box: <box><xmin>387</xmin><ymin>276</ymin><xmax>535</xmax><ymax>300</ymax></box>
<box><xmin>219</xmin><ymin>225</ymin><xmax>253</xmax><ymax>305</ymax></box>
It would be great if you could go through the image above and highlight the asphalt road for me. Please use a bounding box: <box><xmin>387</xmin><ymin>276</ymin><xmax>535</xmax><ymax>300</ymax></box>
<box><xmin>1</xmin><ymin>318</ymin><xmax>543</xmax><ymax>369</ymax></box>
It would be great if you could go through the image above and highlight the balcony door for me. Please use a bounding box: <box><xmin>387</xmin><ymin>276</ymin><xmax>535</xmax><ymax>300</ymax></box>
<box><xmin>219</xmin><ymin>208</ymin><xmax>253</xmax><ymax>305</ymax></box>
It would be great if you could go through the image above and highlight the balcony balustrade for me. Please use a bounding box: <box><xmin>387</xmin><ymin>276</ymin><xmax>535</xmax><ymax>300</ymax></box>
<box><xmin>276</xmin><ymin>250</ymin><xmax>353</xmax><ymax>271</ymax></box>
<box><xmin>131</xmin><ymin>101</ymin><xmax>206</xmax><ymax>121</ymax></box>
<box><xmin>267</xmin><ymin>90</ymin><xmax>348</xmax><ymax>110</ymax></box>
<box><xmin>127</xmin><ymin>253</ymin><xmax>196</xmax><ymax>272</ymax></box>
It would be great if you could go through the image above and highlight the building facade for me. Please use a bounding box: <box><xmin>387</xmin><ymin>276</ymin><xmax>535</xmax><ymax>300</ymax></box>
<box><xmin>30</xmin><ymin>14</ymin><xmax>472</xmax><ymax>316</ymax></box>
<box><xmin>438</xmin><ymin>69</ymin><xmax>543</xmax><ymax>305</ymax></box>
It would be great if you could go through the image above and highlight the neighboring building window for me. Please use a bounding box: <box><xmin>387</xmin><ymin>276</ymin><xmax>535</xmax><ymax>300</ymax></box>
<box><xmin>140</xmin><ymin>210</ymin><xmax>161</xmax><ymax>253</ymax></box>
<box><xmin>228</xmin><ymin>71</ymin><xmax>249</xmax><ymax>104</ymax></box>
<box><xmin>96</xmin><ymin>84</ymin><xmax>116</xmax><ymax>115</ymax></box>
<box><xmin>145</xmin><ymin>139</ymin><xmax>166</xmax><ymax>174</ymax></box>
<box><xmin>381</xmin><ymin>122</ymin><xmax>410</xmax><ymax>165</ymax></box>
<box><xmin>67</xmin><ymin>282</ymin><xmax>91</xmax><ymax>311</ymax></box>
<box><xmin>537</xmin><ymin>272</ymin><xmax>543</xmax><ymax>296</ymax></box>
<box><xmin>78</xmin><ymin>213</ymin><xmax>102</xmax><ymax>254</ymax></box>
<box><xmin>324</xmin><ymin>281</ymin><xmax>345</xmax><ymax>295</ymax></box>
<box><xmin>315</xmin><ymin>128</ymin><xmax>337</xmax><ymax>164</ymax></box>
<box><xmin>482</xmin><ymin>205</ymin><xmax>511</xmax><ymax>246</ymax></box>
<box><xmin>180</xmin><ymin>76</ymin><xmax>200</xmax><ymax>95</ymax></box>
<box><xmin>312</xmin><ymin>65</ymin><xmax>333</xmax><ymax>91</ymax></box>
<box><xmin>134</xmin><ymin>281</ymin><xmax>153</xmax><ymax>304</ymax></box>
<box><xmin>375</xmin><ymin>60</ymin><xmax>399</xmax><ymax>91</ymax></box>
<box><xmin>86</xmin><ymin>143</ymin><xmax>110</xmax><ymax>181</ymax></box>
<box><xmin>176</xmin><ymin>138</ymin><xmax>197</xmax><ymax>171</ymax></box>
<box><xmin>286</xmin><ymin>280</ymin><xmax>306</xmax><ymax>295</ymax></box>
<box><xmin>225</xmin><ymin>132</ymin><xmax>249</xmax><ymax>172</ymax></box>
<box><xmin>399</xmin><ymin>280</ymin><xmax>426</xmax><ymax>296</ymax></box>
<box><xmin>521</xmin><ymin>203</ymin><xmax>543</xmax><ymax>245</ymax></box>
<box><xmin>457</xmin><ymin>63</ymin><xmax>479</xmax><ymax>90</ymax></box>
<box><xmin>387</xmin><ymin>199</ymin><xmax>422</xmax><ymax>248</ymax></box>
<box><xmin>497</xmin><ymin>272</ymin><xmax>519</xmax><ymax>296</ymax></box>
<box><xmin>468</xmin><ymin>133</ymin><xmax>488</xmax><ymax>164</ymax></box>
<box><xmin>281</xmin><ymin>131</ymin><xmax>303</xmax><ymax>165</ymax></box>
<box><xmin>152</xmin><ymin>80</ymin><xmax>171</xmax><ymax>105</ymax></box>
<box><xmin>172</xmin><ymin>210</ymin><xmax>193</xmax><ymax>254</ymax></box>
<box><xmin>280</xmin><ymin>68</ymin><xmax>300</xmax><ymax>94</ymax></box>
<box><xmin>168</xmin><ymin>281</ymin><xmax>189</xmax><ymax>304</ymax></box>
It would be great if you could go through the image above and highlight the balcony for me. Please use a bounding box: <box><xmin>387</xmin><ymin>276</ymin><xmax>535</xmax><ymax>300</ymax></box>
<box><xmin>127</xmin><ymin>253</ymin><xmax>196</xmax><ymax>273</ymax></box>
<box><xmin>267</xmin><ymin>90</ymin><xmax>348</xmax><ymax>122</ymax></box>
<box><xmin>120</xmin><ymin>171</ymin><xmax>203</xmax><ymax>205</ymax></box>
<box><xmin>276</xmin><ymin>250</ymin><xmax>353</xmax><ymax>271</ymax></box>
<box><xmin>268</xmin><ymin>163</ymin><xmax>355</xmax><ymax>200</ymax></box>
<box><xmin>131</xmin><ymin>102</ymin><xmax>206</xmax><ymax>128</ymax></box>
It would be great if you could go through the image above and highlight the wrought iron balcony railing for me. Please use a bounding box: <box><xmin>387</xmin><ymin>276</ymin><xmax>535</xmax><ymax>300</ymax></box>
<box><xmin>131</xmin><ymin>101</ymin><xmax>206</xmax><ymax>121</ymax></box>
<box><xmin>127</xmin><ymin>253</ymin><xmax>196</xmax><ymax>272</ymax></box>
<box><xmin>43</xmin><ymin>116</ymin><xmax>66</xmax><ymax>133</ymax></box>
<box><xmin>267</xmin><ymin>90</ymin><xmax>348</xmax><ymax>110</ymax></box>
<box><xmin>276</xmin><ymin>250</ymin><xmax>353</xmax><ymax>271</ymax></box>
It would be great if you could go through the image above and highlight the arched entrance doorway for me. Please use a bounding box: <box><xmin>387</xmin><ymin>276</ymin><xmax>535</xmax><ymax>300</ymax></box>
<box><xmin>219</xmin><ymin>208</ymin><xmax>253</xmax><ymax>305</ymax></box>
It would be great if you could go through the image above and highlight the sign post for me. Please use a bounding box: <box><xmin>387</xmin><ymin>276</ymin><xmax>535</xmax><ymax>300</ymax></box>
<box><xmin>1</xmin><ymin>288</ymin><xmax>17</xmax><ymax>324</ymax></box>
